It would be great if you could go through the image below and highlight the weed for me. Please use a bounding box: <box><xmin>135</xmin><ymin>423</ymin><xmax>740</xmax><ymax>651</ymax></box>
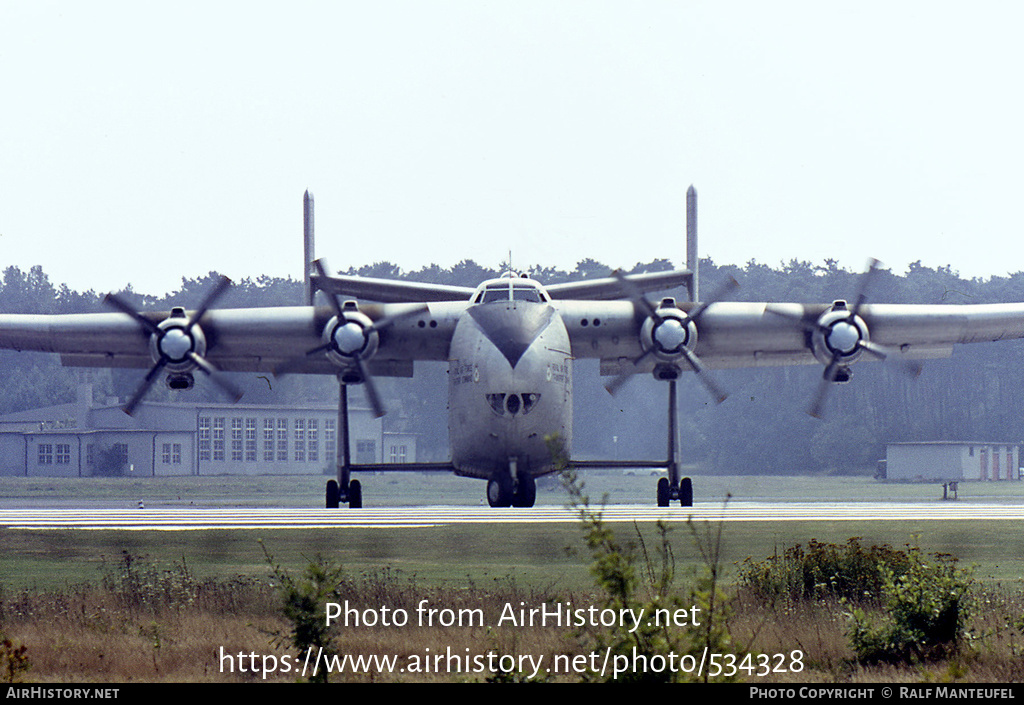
<box><xmin>1</xmin><ymin>634</ymin><xmax>29</xmax><ymax>683</ymax></box>
<box><xmin>100</xmin><ymin>550</ymin><xmax>198</xmax><ymax>613</ymax></box>
<box><xmin>260</xmin><ymin>540</ymin><xmax>345</xmax><ymax>682</ymax></box>
<box><xmin>561</xmin><ymin>467</ymin><xmax>737</xmax><ymax>682</ymax></box>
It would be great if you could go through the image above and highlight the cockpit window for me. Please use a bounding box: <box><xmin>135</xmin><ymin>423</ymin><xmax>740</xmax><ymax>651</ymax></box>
<box><xmin>475</xmin><ymin>283</ymin><xmax>546</xmax><ymax>304</ymax></box>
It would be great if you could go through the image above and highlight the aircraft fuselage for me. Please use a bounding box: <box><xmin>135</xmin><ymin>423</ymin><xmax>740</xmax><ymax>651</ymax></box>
<box><xmin>447</xmin><ymin>279</ymin><xmax>573</xmax><ymax>484</ymax></box>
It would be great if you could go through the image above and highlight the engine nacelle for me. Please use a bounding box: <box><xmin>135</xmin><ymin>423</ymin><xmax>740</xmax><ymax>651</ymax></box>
<box><xmin>147</xmin><ymin>309</ymin><xmax>208</xmax><ymax>373</ymax></box>
<box><xmin>809</xmin><ymin>301</ymin><xmax>870</xmax><ymax>367</ymax></box>
<box><xmin>322</xmin><ymin>302</ymin><xmax>379</xmax><ymax>374</ymax></box>
<box><xmin>639</xmin><ymin>299</ymin><xmax>698</xmax><ymax>364</ymax></box>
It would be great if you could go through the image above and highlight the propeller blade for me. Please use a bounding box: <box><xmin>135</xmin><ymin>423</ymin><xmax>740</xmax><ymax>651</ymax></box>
<box><xmin>273</xmin><ymin>342</ymin><xmax>334</xmax><ymax>377</ymax></box>
<box><xmin>808</xmin><ymin>354</ymin><xmax>843</xmax><ymax>419</ymax></box>
<box><xmin>612</xmin><ymin>270</ymin><xmax>663</xmax><ymax>323</ymax></box>
<box><xmin>679</xmin><ymin>347</ymin><xmax>729</xmax><ymax>404</ymax></box>
<box><xmin>109</xmin><ymin>276</ymin><xmax>238</xmax><ymax>413</ymax></box>
<box><xmin>858</xmin><ymin>340</ymin><xmax>924</xmax><ymax>377</ymax></box>
<box><xmin>604</xmin><ymin>348</ymin><xmax>656</xmax><ymax>395</ymax></box>
<box><xmin>764</xmin><ymin>304</ymin><xmax>829</xmax><ymax>336</ymax></box>
<box><xmin>187</xmin><ymin>352</ymin><xmax>244</xmax><ymax>402</ymax></box>
<box><xmin>313</xmin><ymin>259</ymin><xmax>345</xmax><ymax>318</ymax></box>
<box><xmin>367</xmin><ymin>304</ymin><xmax>430</xmax><ymax>333</ymax></box>
<box><xmin>104</xmin><ymin>293</ymin><xmax>161</xmax><ymax>336</ymax></box>
<box><xmin>848</xmin><ymin>258</ymin><xmax>880</xmax><ymax>319</ymax></box>
<box><xmin>688</xmin><ymin>275</ymin><xmax>740</xmax><ymax>325</ymax></box>
<box><xmin>123</xmin><ymin>360</ymin><xmax>167</xmax><ymax>416</ymax></box>
<box><xmin>354</xmin><ymin>358</ymin><xmax>386</xmax><ymax>418</ymax></box>
<box><xmin>186</xmin><ymin>275</ymin><xmax>232</xmax><ymax>333</ymax></box>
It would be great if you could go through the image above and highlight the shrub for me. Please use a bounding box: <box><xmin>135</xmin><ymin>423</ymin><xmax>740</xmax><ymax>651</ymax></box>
<box><xmin>739</xmin><ymin>537</ymin><xmax>910</xmax><ymax>605</ymax></box>
<box><xmin>847</xmin><ymin>545</ymin><xmax>974</xmax><ymax>665</ymax></box>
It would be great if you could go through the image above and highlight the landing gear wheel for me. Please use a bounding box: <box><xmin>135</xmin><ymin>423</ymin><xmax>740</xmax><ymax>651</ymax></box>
<box><xmin>326</xmin><ymin>480</ymin><xmax>340</xmax><ymax>509</ymax></box>
<box><xmin>657</xmin><ymin>477</ymin><xmax>670</xmax><ymax>507</ymax></box>
<box><xmin>679</xmin><ymin>477</ymin><xmax>693</xmax><ymax>507</ymax></box>
<box><xmin>487</xmin><ymin>475</ymin><xmax>513</xmax><ymax>507</ymax></box>
<box><xmin>348</xmin><ymin>479</ymin><xmax>363</xmax><ymax>509</ymax></box>
<box><xmin>512</xmin><ymin>474</ymin><xmax>537</xmax><ymax>508</ymax></box>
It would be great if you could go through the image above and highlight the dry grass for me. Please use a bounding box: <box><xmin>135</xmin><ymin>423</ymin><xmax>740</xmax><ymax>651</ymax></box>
<box><xmin>727</xmin><ymin>583</ymin><xmax>1024</xmax><ymax>684</ymax></box>
<box><xmin>4</xmin><ymin>550</ymin><xmax>1024</xmax><ymax>683</ymax></box>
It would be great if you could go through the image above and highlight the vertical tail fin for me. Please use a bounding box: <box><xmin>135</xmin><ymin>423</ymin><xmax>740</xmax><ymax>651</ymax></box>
<box><xmin>303</xmin><ymin>190</ymin><xmax>316</xmax><ymax>306</ymax></box>
<box><xmin>686</xmin><ymin>184</ymin><xmax>698</xmax><ymax>303</ymax></box>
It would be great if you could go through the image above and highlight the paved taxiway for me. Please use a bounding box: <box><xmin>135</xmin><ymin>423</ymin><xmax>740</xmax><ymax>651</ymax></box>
<box><xmin>1</xmin><ymin>502</ymin><xmax>1022</xmax><ymax>530</ymax></box>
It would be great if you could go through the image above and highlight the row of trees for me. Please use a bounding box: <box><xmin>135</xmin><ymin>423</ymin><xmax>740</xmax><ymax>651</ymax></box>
<box><xmin>2</xmin><ymin>257</ymin><xmax>1023</xmax><ymax>474</ymax></box>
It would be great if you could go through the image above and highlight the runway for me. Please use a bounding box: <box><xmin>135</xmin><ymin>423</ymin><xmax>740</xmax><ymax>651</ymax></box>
<box><xmin>2</xmin><ymin>502</ymin><xmax>1023</xmax><ymax>530</ymax></box>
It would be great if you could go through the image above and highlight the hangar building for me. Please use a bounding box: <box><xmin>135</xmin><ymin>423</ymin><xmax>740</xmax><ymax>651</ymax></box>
<box><xmin>0</xmin><ymin>385</ymin><xmax>417</xmax><ymax>477</ymax></box>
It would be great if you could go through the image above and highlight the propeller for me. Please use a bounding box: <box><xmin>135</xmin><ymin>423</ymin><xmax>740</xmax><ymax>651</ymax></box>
<box><xmin>766</xmin><ymin>258</ymin><xmax>922</xmax><ymax>418</ymax></box>
<box><xmin>275</xmin><ymin>259</ymin><xmax>427</xmax><ymax>418</ymax></box>
<box><xmin>105</xmin><ymin>275</ymin><xmax>241</xmax><ymax>415</ymax></box>
<box><xmin>605</xmin><ymin>270</ymin><xmax>738</xmax><ymax>403</ymax></box>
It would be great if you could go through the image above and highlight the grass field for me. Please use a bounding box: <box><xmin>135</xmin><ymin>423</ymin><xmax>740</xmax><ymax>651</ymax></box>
<box><xmin>3</xmin><ymin>472</ymin><xmax>1024</xmax><ymax>589</ymax></box>
<box><xmin>2</xmin><ymin>473</ymin><xmax>1024</xmax><ymax>682</ymax></box>
<box><xmin>5</xmin><ymin>469</ymin><xmax>1024</xmax><ymax>507</ymax></box>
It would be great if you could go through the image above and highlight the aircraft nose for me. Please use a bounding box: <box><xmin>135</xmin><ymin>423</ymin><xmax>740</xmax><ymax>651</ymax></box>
<box><xmin>468</xmin><ymin>305</ymin><xmax>553</xmax><ymax>368</ymax></box>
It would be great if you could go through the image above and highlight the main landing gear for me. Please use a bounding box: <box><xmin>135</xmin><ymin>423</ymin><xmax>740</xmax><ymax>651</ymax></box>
<box><xmin>326</xmin><ymin>478</ymin><xmax>362</xmax><ymax>509</ymax></box>
<box><xmin>326</xmin><ymin>379</ymin><xmax>364</xmax><ymax>509</ymax></box>
<box><xmin>657</xmin><ymin>374</ymin><xmax>693</xmax><ymax>508</ymax></box>
<box><xmin>657</xmin><ymin>476</ymin><xmax>692</xmax><ymax>508</ymax></box>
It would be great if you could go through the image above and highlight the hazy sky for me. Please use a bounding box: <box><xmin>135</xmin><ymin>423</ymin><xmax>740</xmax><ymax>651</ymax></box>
<box><xmin>3</xmin><ymin>2</ymin><xmax>1023</xmax><ymax>295</ymax></box>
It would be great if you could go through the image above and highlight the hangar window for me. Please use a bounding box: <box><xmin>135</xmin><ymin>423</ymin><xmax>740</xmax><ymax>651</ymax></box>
<box><xmin>264</xmin><ymin>419</ymin><xmax>275</xmax><ymax>461</ymax></box>
<box><xmin>38</xmin><ymin>444</ymin><xmax>53</xmax><ymax>465</ymax></box>
<box><xmin>245</xmin><ymin>418</ymin><xmax>257</xmax><ymax>462</ymax></box>
<box><xmin>213</xmin><ymin>418</ymin><xmax>225</xmax><ymax>461</ymax></box>
<box><xmin>231</xmin><ymin>418</ymin><xmax>244</xmax><ymax>461</ymax></box>
<box><xmin>56</xmin><ymin>444</ymin><xmax>70</xmax><ymax>465</ymax></box>
<box><xmin>161</xmin><ymin>443</ymin><xmax>182</xmax><ymax>465</ymax></box>
<box><xmin>308</xmin><ymin>419</ymin><xmax>319</xmax><ymax>462</ymax></box>
<box><xmin>356</xmin><ymin>440</ymin><xmax>376</xmax><ymax>464</ymax></box>
<box><xmin>113</xmin><ymin>444</ymin><xmax>128</xmax><ymax>468</ymax></box>
<box><xmin>294</xmin><ymin>418</ymin><xmax>306</xmax><ymax>462</ymax></box>
<box><xmin>199</xmin><ymin>417</ymin><xmax>211</xmax><ymax>461</ymax></box>
<box><xmin>325</xmin><ymin>419</ymin><xmax>336</xmax><ymax>457</ymax></box>
<box><xmin>277</xmin><ymin>419</ymin><xmax>288</xmax><ymax>461</ymax></box>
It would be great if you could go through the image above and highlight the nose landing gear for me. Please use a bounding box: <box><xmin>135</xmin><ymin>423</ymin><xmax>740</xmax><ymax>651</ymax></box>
<box><xmin>487</xmin><ymin>460</ymin><xmax>537</xmax><ymax>507</ymax></box>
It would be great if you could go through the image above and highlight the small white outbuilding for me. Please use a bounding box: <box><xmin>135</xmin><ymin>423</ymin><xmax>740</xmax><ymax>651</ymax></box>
<box><xmin>885</xmin><ymin>442</ymin><xmax>1021</xmax><ymax>482</ymax></box>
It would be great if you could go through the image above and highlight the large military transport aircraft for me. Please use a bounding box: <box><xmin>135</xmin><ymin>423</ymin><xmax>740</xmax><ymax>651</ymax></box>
<box><xmin>3</xmin><ymin>188</ymin><xmax>1024</xmax><ymax>508</ymax></box>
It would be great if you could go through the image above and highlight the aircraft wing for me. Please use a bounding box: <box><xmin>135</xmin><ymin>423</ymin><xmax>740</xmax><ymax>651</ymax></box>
<box><xmin>557</xmin><ymin>300</ymin><xmax>1024</xmax><ymax>374</ymax></box>
<box><xmin>546</xmin><ymin>269</ymin><xmax>693</xmax><ymax>300</ymax></box>
<box><xmin>312</xmin><ymin>273</ymin><xmax>476</xmax><ymax>303</ymax></box>
<box><xmin>0</xmin><ymin>302</ymin><xmax>465</xmax><ymax>376</ymax></box>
